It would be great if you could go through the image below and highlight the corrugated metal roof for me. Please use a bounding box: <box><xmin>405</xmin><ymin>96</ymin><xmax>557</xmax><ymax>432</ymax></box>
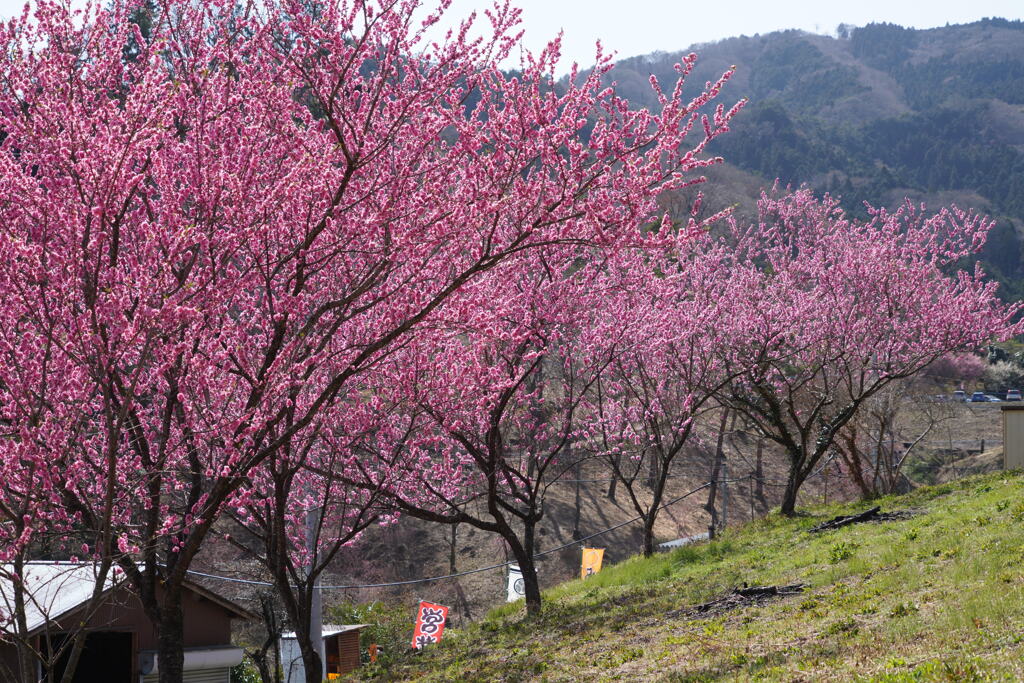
<box><xmin>280</xmin><ymin>624</ymin><xmax>368</xmax><ymax>640</ymax></box>
<box><xmin>657</xmin><ymin>532</ymin><xmax>710</xmax><ymax>550</ymax></box>
<box><xmin>0</xmin><ymin>562</ymin><xmax>122</xmax><ymax>635</ymax></box>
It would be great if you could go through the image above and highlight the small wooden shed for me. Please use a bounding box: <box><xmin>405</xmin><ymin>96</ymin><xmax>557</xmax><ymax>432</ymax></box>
<box><xmin>0</xmin><ymin>562</ymin><xmax>253</xmax><ymax>683</ymax></box>
<box><xmin>280</xmin><ymin>624</ymin><xmax>367</xmax><ymax>682</ymax></box>
<box><xmin>1002</xmin><ymin>405</ymin><xmax>1024</xmax><ymax>469</ymax></box>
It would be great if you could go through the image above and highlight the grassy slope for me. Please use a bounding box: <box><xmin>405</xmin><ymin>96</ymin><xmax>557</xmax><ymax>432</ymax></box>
<box><xmin>371</xmin><ymin>472</ymin><xmax>1024</xmax><ymax>682</ymax></box>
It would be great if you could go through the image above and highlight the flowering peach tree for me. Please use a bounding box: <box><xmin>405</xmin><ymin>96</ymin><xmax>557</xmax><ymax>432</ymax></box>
<box><xmin>0</xmin><ymin>0</ymin><xmax>740</xmax><ymax>675</ymax></box>
<box><xmin>714</xmin><ymin>190</ymin><xmax>1022</xmax><ymax>515</ymax></box>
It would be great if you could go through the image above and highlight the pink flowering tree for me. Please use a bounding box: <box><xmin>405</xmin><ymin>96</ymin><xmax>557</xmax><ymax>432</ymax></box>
<box><xmin>713</xmin><ymin>190</ymin><xmax>1022</xmax><ymax>515</ymax></box>
<box><xmin>342</xmin><ymin>250</ymin><xmax>644</xmax><ymax>615</ymax></box>
<box><xmin>225</xmin><ymin>431</ymin><xmax>385</xmax><ymax>683</ymax></box>
<box><xmin>923</xmin><ymin>352</ymin><xmax>987</xmax><ymax>387</ymax></box>
<box><xmin>588</xmin><ymin>240</ymin><xmax>739</xmax><ymax>556</ymax></box>
<box><xmin>0</xmin><ymin>0</ymin><xmax>740</xmax><ymax>676</ymax></box>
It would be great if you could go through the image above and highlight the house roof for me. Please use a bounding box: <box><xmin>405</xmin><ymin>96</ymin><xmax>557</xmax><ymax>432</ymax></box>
<box><xmin>0</xmin><ymin>563</ymin><xmax>121</xmax><ymax>635</ymax></box>
<box><xmin>0</xmin><ymin>562</ymin><xmax>254</xmax><ymax>636</ymax></box>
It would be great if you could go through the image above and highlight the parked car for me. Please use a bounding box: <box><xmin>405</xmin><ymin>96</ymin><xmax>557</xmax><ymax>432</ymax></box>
<box><xmin>953</xmin><ymin>390</ymin><xmax>967</xmax><ymax>402</ymax></box>
<box><xmin>1008</xmin><ymin>389</ymin><xmax>1022</xmax><ymax>401</ymax></box>
<box><xmin>971</xmin><ymin>391</ymin><xmax>988</xmax><ymax>402</ymax></box>
<box><xmin>986</xmin><ymin>395</ymin><xmax>1003</xmax><ymax>402</ymax></box>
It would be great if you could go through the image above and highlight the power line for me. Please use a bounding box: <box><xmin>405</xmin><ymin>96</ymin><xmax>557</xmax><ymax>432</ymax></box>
<box><xmin>186</xmin><ymin>458</ymin><xmax>837</xmax><ymax>591</ymax></box>
<box><xmin>550</xmin><ymin>472</ymin><xmax>695</xmax><ymax>484</ymax></box>
<box><xmin>188</xmin><ymin>480</ymin><xmax>716</xmax><ymax>590</ymax></box>
<box><xmin>554</xmin><ymin>455</ymin><xmax>835</xmax><ymax>488</ymax></box>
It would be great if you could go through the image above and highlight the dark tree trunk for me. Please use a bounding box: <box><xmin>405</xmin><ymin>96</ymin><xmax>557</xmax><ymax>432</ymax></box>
<box><xmin>507</xmin><ymin>524</ymin><xmax>541</xmax><ymax>614</ymax></box>
<box><xmin>157</xmin><ymin>594</ymin><xmax>186</xmax><ymax>683</ymax></box>
<box><xmin>297</xmin><ymin>623</ymin><xmax>323</xmax><ymax>683</ymax></box>
<box><xmin>271</xmin><ymin>610</ymin><xmax>283</xmax><ymax>683</ymax></box>
<box><xmin>516</xmin><ymin>554</ymin><xmax>541</xmax><ymax>614</ymax></box>
<box><xmin>780</xmin><ymin>461</ymin><xmax>803</xmax><ymax>516</ymax></box>
<box><xmin>641</xmin><ymin>455</ymin><xmax>670</xmax><ymax>557</ymax></box>
<box><xmin>572</xmin><ymin>459</ymin><xmax>582</xmax><ymax>540</ymax></box>
<box><xmin>278</xmin><ymin>580</ymin><xmax>323</xmax><ymax>683</ymax></box>
<box><xmin>641</xmin><ymin>512</ymin><xmax>656</xmax><ymax>557</ymax></box>
<box><xmin>782</xmin><ymin>435</ymin><xmax>836</xmax><ymax>515</ymax></box>
<box><xmin>15</xmin><ymin>640</ymin><xmax>32</xmax><ymax>683</ymax></box>
<box><xmin>704</xmin><ymin>409</ymin><xmax>729</xmax><ymax>538</ymax></box>
<box><xmin>12</xmin><ymin>556</ymin><xmax>35</xmax><ymax>683</ymax></box>
<box><xmin>606</xmin><ymin>454</ymin><xmax>620</xmax><ymax>501</ymax></box>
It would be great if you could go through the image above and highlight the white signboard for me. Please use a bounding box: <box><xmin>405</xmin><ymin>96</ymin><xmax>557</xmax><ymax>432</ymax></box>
<box><xmin>506</xmin><ymin>564</ymin><xmax>525</xmax><ymax>602</ymax></box>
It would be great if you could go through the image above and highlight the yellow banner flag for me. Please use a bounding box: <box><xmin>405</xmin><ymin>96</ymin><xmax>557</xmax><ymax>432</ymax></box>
<box><xmin>581</xmin><ymin>547</ymin><xmax>605</xmax><ymax>579</ymax></box>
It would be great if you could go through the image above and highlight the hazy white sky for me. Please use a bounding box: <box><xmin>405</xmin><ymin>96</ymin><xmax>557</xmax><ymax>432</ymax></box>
<box><xmin>0</xmin><ymin>0</ymin><xmax>1020</xmax><ymax>68</ymax></box>
<box><xmin>437</xmin><ymin>0</ymin><xmax>1024</xmax><ymax>68</ymax></box>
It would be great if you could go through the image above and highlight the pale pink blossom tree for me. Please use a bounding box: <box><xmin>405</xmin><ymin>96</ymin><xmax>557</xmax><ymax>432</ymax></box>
<box><xmin>923</xmin><ymin>352</ymin><xmax>987</xmax><ymax>387</ymax></box>
<box><xmin>0</xmin><ymin>0</ymin><xmax>740</xmax><ymax>675</ymax></box>
<box><xmin>713</xmin><ymin>190</ymin><xmax>1022</xmax><ymax>515</ymax></box>
<box><xmin>343</xmin><ymin>249</ymin><xmax>652</xmax><ymax>614</ymax></box>
<box><xmin>589</xmin><ymin>239</ymin><xmax>740</xmax><ymax>556</ymax></box>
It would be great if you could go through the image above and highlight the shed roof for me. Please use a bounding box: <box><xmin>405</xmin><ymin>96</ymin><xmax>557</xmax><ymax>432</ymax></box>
<box><xmin>281</xmin><ymin>624</ymin><xmax>368</xmax><ymax>640</ymax></box>
<box><xmin>657</xmin><ymin>532</ymin><xmax>710</xmax><ymax>550</ymax></box>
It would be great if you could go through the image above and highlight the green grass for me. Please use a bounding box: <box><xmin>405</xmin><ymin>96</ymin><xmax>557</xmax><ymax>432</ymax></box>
<box><xmin>362</xmin><ymin>472</ymin><xmax>1024</xmax><ymax>682</ymax></box>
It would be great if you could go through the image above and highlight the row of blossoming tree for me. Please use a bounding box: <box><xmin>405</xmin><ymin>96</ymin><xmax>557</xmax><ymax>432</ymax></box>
<box><xmin>0</xmin><ymin>0</ymin><xmax>1019</xmax><ymax>681</ymax></box>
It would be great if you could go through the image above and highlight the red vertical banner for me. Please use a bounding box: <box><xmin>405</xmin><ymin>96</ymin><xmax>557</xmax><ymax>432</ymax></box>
<box><xmin>411</xmin><ymin>601</ymin><xmax>450</xmax><ymax>649</ymax></box>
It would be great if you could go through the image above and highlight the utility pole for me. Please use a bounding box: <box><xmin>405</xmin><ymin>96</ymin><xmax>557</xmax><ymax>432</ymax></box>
<box><xmin>754</xmin><ymin>438</ymin><xmax>765</xmax><ymax>507</ymax></box>
<box><xmin>749</xmin><ymin>472</ymin><xmax>755</xmax><ymax>521</ymax></box>
<box><xmin>721</xmin><ymin>459</ymin><xmax>729</xmax><ymax>530</ymax></box>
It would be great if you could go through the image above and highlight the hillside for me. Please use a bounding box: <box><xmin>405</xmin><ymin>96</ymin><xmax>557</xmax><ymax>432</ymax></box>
<box><xmin>213</xmin><ymin>402</ymin><xmax>1002</xmax><ymax>648</ymax></box>
<box><xmin>600</xmin><ymin>19</ymin><xmax>1024</xmax><ymax>299</ymax></box>
<box><xmin>206</xmin><ymin>20</ymin><xmax>1023</xmax><ymax>658</ymax></box>
<box><xmin>369</xmin><ymin>471</ymin><xmax>1024</xmax><ymax>681</ymax></box>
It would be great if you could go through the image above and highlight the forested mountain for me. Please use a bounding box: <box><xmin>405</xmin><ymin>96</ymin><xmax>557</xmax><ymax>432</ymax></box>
<box><xmin>599</xmin><ymin>18</ymin><xmax>1024</xmax><ymax>298</ymax></box>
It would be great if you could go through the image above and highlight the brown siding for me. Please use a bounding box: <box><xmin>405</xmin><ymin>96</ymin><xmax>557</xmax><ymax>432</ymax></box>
<box><xmin>338</xmin><ymin>630</ymin><xmax>361</xmax><ymax>674</ymax></box>
<box><xmin>180</xmin><ymin>587</ymin><xmax>233</xmax><ymax>648</ymax></box>
<box><xmin>35</xmin><ymin>583</ymin><xmax>233</xmax><ymax>651</ymax></box>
